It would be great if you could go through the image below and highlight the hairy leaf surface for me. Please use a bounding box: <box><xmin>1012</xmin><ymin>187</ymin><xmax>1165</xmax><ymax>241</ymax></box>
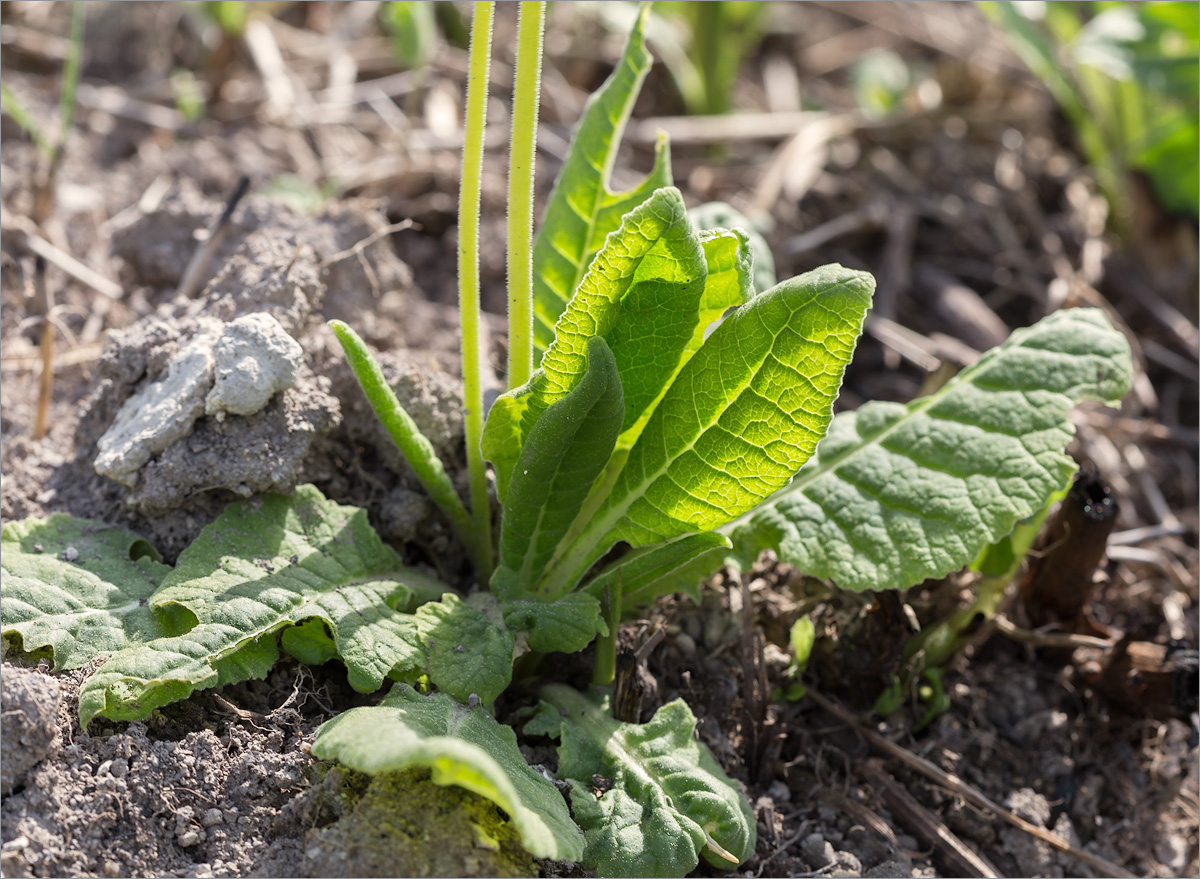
<box><xmin>313</xmin><ymin>684</ymin><xmax>584</xmax><ymax>862</ymax></box>
<box><xmin>534</xmin><ymin>685</ymin><xmax>755</xmax><ymax>877</ymax></box>
<box><xmin>76</xmin><ymin>487</ymin><xmax>443</xmax><ymax>725</ymax></box>
<box><xmin>486</xmin><ymin>188</ymin><xmax>706</xmax><ymax>500</ymax></box>
<box><xmin>416</xmin><ymin>593</ymin><xmax>513</xmax><ymax>705</ymax></box>
<box><xmin>501</xmin><ymin>592</ymin><xmax>606</xmax><ymax>654</ymax></box>
<box><xmin>545</xmin><ymin>265</ymin><xmax>874</xmax><ymax>594</ymax></box>
<box><xmin>496</xmin><ymin>336</ymin><xmax>624</xmax><ymax>596</ymax></box>
<box><xmin>532</xmin><ymin>2</ymin><xmax>671</xmax><ymax>352</ymax></box>
<box><xmin>1</xmin><ymin>516</ymin><xmax>172</xmax><ymax>669</ymax></box>
<box><xmin>725</xmin><ymin>308</ymin><xmax>1133</xmax><ymax>591</ymax></box>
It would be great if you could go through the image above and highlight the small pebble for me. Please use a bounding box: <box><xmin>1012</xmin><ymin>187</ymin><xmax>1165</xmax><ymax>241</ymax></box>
<box><xmin>201</xmin><ymin>809</ymin><xmax>224</xmax><ymax>828</ymax></box>
<box><xmin>672</xmin><ymin>632</ymin><xmax>696</xmax><ymax>656</ymax></box>
<box><xmin>802</xmin><ymin>833</ymin><xmax>834</xmax><ymax>869</ymax></box>
<box><xmin>177</xmin><ymin>830</ymin><xmax>202</xmax><ymax>848</ymax></box>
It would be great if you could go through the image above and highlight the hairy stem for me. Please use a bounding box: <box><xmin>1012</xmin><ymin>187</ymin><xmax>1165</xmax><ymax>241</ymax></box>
<box><xmin>329</xmin><ymin>321</ymin><xmax>484</xmax><ymax>573</ymax></box>
<box><xmin>505</xmin><ymin>0</ymin><xmax>546</xmax><ymax>390</ymax></box>
<box><xmin>459</xmin><ymin>1</ymin><xmax>496</xmax><ymax>583</ymax></box>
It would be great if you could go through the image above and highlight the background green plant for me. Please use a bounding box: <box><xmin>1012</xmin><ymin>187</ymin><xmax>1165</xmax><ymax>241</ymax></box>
<box><xmin>981</xmin><ymin>0</ymin><xmax>1199</xmax><ymax>224</ymax></box>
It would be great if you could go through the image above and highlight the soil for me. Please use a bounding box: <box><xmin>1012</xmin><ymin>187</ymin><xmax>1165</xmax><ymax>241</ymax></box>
<box><xmin>1</xmin><ymin>3</ymin><xmax>1197</xmax><ymax>878</ymax></box>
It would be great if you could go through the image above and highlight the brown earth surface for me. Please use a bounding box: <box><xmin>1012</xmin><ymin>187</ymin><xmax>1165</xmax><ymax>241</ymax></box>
<box><xmin>1</xmin><ymin>3</ymin><xmax>1197</xmax><ymax>878</ymax></box>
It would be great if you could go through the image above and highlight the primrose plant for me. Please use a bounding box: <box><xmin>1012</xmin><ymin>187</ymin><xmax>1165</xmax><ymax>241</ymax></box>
<box><xmin>1</xmin><ymin>3</ymin><xmax>1133</xmax><ymax>877</ymax></box>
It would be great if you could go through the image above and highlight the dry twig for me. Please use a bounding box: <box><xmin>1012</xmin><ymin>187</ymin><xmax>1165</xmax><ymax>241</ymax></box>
<box><xmin>806</xmin><ymin>688</ymin><xmax>1137</xmax><ymax>878</ymax></box>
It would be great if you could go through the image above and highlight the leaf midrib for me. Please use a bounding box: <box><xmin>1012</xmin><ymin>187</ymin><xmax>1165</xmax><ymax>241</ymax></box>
<box><xmin>721</xmin><ymin>342</ymin><xmax>1062</xmax><ymax>536</ymax></box>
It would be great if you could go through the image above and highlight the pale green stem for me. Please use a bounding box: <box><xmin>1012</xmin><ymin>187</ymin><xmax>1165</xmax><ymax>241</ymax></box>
<box><xmin>459</xmin><ymin>1</ymin><xmax>496</xmax><ymax>583</ymax></box>
<box><xmin>329</xmin><ymin>321</ymin><xmax>486</xmax><ymax>575</ymax></box>
<box><xmin>505</xmin><ymin>0</ymin><xmax>546</xmax><ymax>390</ymax></box>
<box><xmin>591</xmin><ymin>571</ymin><xmax>622</xmax><ymax>687</ymax></box>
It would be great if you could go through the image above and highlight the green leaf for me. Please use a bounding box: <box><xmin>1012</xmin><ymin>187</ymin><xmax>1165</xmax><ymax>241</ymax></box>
<box><xmin>583</xmin><ymin>532</ymin><xmax>731</xmax><ymax>610</ymax></box>
<box><xmin>329</xmin><ymin>320</ymin><xmax>484</xmax><ymax>573</ymax></box>
<box><xmin>384</xmin><ymin>0</ymin><xmax>438</xmax><ymax>69</ymax></box>
<box><xmin>496</xmin><ymin>336</ymin><xmax>624</xmax><ymax>596</ymax></box>
<box><xmin>532</xmin><ymin>2</ymin><xmax>672</xmax><ymax>353</ymax></box>
<box><xmin>502</xmin><ymin>592</ymin><xmax>607</xmax><ymax>654</ymax></box>
<box><xmin>789</xmin><ymin>617</ymin><xmax>815</xmax><ymax>672</ymax></box>
<box><xmin>77</xmin><ymin>486</ymin><xmax>443</xmax><ymax>725</ymax></box>
<box><xmin>536</xmin><ymin>685</ymin><xmax>755</xmax><ymax>877</ymax></box>
<box><xmin>416</xmin><ymin>593</ymin><xmax>513</xmax><ymax>705</ymax></box>
<box><xmin>312</xmin><ymin>684</ymin><xmax>584</xmax><ymax>863</ymax></box>
<box><xmin>689</xmin><ymin>202</ymin><xmax>775</xmax><ymax>295</ymax></box>
<box><xmin>725</xmin><ymin>308</ymin><xmax>1133</xmax><ymax>592</ymax></box>
<box><xmin>485</xmin><ymin>188</ymin><xmax>707</xmax><ymax>500</ymax></box>
<box><xmin>280</xmin><ymin>617</ymin><xmax>338</xmax><ymax>666</ymax></box>
<box><xmin>545</xmin><ymin>265</ymin><xmax>874</xmax><ymax>595</ymax></box>
<box><xmin>1</xmin><ymin>516</ymin><xmax>173</xmax><ymax>669</ymax></box>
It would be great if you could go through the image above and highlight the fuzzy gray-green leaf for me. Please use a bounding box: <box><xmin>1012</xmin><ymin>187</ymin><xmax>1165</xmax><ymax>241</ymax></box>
<box><xmin>724</xmin><ymin>307</ymin><xmax>1133</xmax><ymax>592</ymax></box>
<box><xmin>313</xmin><ymin>684</ymin><xmax>584</xmax><ymax>862</ymax></box>
<box><xmin>77</xmin><ymin>486</ymin><xmax>442</xmax><ymax>725</ymax></box>
<box><xmin>538</xmin><ymin>684</ymin><xmax>755</xmax><ymax>877</ymax></box>
<box><xmin>1</xmin><ymin>516</ymin><xmax>173</xmax><ymax>670</ymax></box>
<box><xmin>416</xmin><ymin>593</ymin><xmax>513</xmax><ymax>705</ymax></box>
<box><xmin>502</xmin><ymin>592</ymin><xmax>607</xmax><ymax>654</ymax></box>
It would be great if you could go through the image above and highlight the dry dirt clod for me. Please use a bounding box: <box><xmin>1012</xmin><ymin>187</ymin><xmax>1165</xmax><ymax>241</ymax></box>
<box><xmin>0</xmin><ymin>666</ymin><xmax>62</xmax><ymax>796</ymax></box>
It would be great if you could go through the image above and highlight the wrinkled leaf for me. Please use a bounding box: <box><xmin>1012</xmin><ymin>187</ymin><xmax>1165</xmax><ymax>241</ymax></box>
<box><xmin>416</xmin><ymin>593</ymin><xmax>513</xmax><ymax>705</ymax></box>
<box><xmin>313</xmin><ymin>684</ymin><xmax>584</xmax><ymax>862</ymax></box>
<box><xmin>502</xmin><ymin>592</ymin><xmax>607</xmax><ymax>654</ymax></box>
<box><xmin>545</xmin><ymin>265</ymin><xmax>873</xmax><ymax>594</ymax></box>
<box><xmin>78</xmin><ymin>486</ymin><xmax>443</xmax><ymax>725</ymax></box>
<box><xmin>486</xmin><ymin>188</ymin><xmax>707</xmax><ymax>500</ymax></box>
<box><xmin>1</xmin><ymin>516</ymin><xmax>172</xmax><ymax>669</ymax></box>
<box><xmin>725</xmin><ymin>308</ymin><xmax>1133</xmax><ymax>591</ymax></box>
<box><xmin>689</xmin><ymin>201</ymin><xmax>776</xmax><ymax>295</ymax></box>
<box><xmin>535</xmin><ymin>684</ymin><xmax>754</xmax><ymax>877</ymax></box>
<box><xmin>532</xmin><ymin>2</ymin><xmax>672</xmax><ymax>352</ymax></box>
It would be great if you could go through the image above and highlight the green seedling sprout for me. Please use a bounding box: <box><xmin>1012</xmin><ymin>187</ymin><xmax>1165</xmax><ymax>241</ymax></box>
<box><xmin>2</xmin><ymin>3</ymin><xmax>1135</xmax><ymax>876</ymax></box>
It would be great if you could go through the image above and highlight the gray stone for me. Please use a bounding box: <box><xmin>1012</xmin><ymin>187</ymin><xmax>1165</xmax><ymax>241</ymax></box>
<box><xmin>94</xmin><ymin>326</ymin><xmax>219</xmax><ymax>486</ymax></box>
<box><xmin>205</xmin><ymin>313</ymin><xmax>303</xmax><ymax>420</ymax></box>
<box><xmin>802</xmin><ymin>832</ymin><xmax>835</xmax><ymax>869</ymax></box>
<box><xmin>0</xmin><ymin>666</ymin><xmax>61</xmax><ymax>795</ymax></box>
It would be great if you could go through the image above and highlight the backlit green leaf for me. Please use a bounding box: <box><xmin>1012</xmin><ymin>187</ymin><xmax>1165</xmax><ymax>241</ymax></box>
<box><xmin>496</xmin><ymin>336</ymin><xmax>624</xmax><ymax>597</ymax></box>
<box><xmin>725</xmin><ymin>308</ymin><xmax>1133</xmax><ymax>591</ymax></box>
<box><xmin>532</xmin><ymin>2</ymin><xmax>672</xmax><ymax>352</ymax></box>
<box><xmin>544</xmin><ymin>265</ymin><xmax>873</xmax><ymax>595</ymax></box>
<box><xmin>485</xmin><ymin>188</ymin><xmax>707</xmax><ymax>500</ymax></box>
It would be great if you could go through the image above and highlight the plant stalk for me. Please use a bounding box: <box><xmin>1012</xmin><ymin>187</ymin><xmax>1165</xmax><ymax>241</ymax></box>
<box><xmin>329</xmin><ymin>320</ymin><xmax>484</xmax><ymax>574</ymax></box>
<box><xmin>592</xmin><ymin>572</ymin><xmax>622</xmax><ymax>687</ymax></box>
<box><xmin>459</xmin><ymin>1</ymin><xmax>496</xmax><ymax>583</ymax></box>
<box><xmin>505</xmin><ymin>0</ymin><xmax>546</xmax><ymax>390</ymax></box>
